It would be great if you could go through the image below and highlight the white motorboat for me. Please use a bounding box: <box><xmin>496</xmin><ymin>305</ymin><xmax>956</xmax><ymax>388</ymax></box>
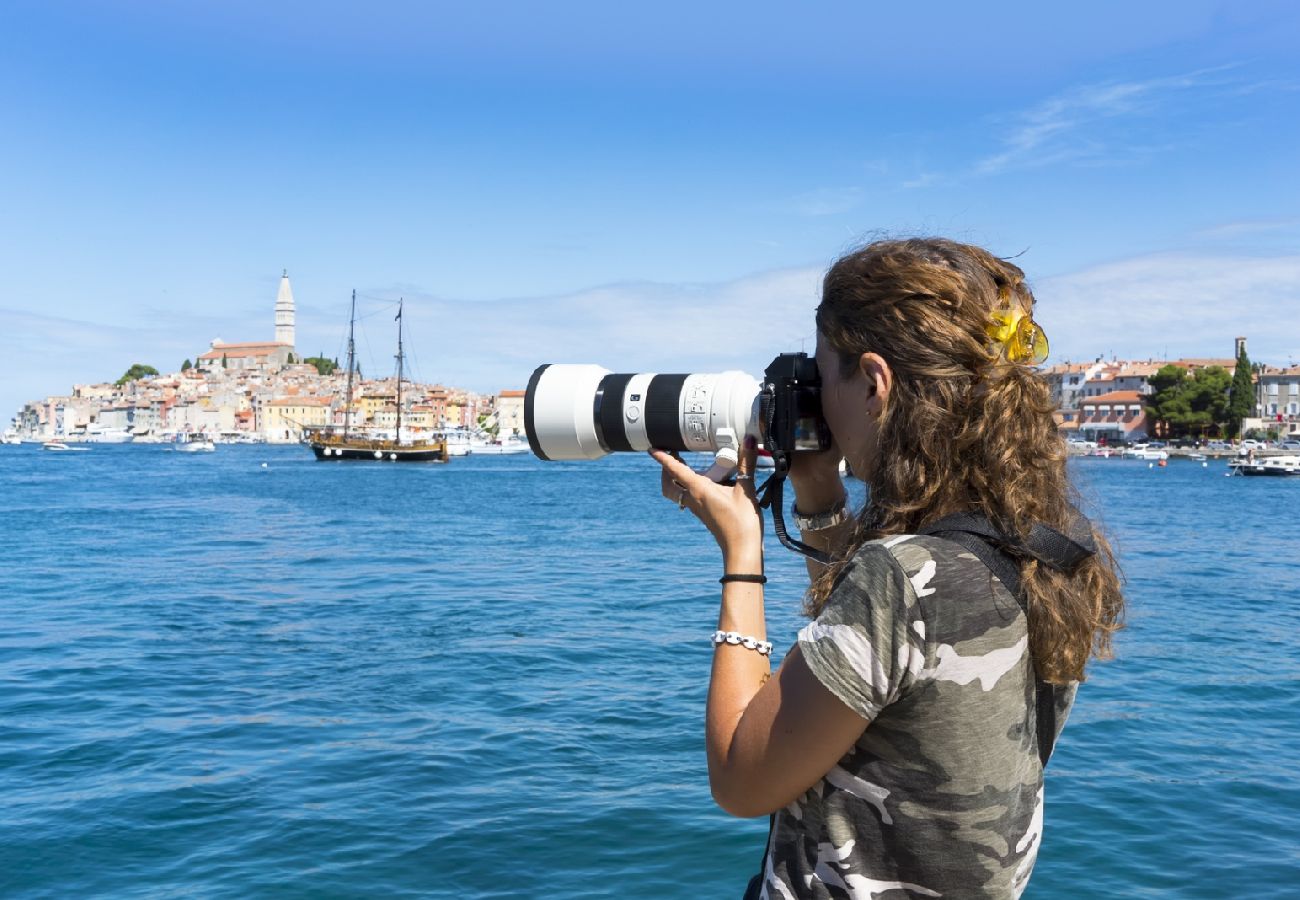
<box><xmin>172</xmin><ymin>433</ymin><xmax>216</xmax><ymax>453</ymax></box>
<box><xmin>1122</xmin><ymin>444</ymin><xmax>1168</xmax><ymax>461</ymax></box>
<box><xmin>441</xmin><ymin>429</ymin><xmax>473</xmax><ymax>457</ymax></box>
<box><xmin>469</xmin><ymin>435</ymin><xmax>530</xmax><ymax>455</ymax></box>
<box><xmin>1229</xmin><ymin>454</ymin><xmax>1300</xmax><ymax>477</ymax></box>
<box><xmin>43</xmin><ymin>441</ymin><xmax>87</xmax><ymax>452</ymax></box>
<box><xmin>1</xmin><ymin>431</ymin><xmax>21</xmax><ymax>445</ymax></box>
<box><xmin>84</xmin><ymin>426</ymin><xmax>135</xmax><ymax>443</ymax></box>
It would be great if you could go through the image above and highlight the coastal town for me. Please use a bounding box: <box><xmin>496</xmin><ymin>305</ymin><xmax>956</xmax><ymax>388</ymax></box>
<box><xmin>4</xmin><ymin>274</ymin><xmax>1298</xmax><ymax>454</ymax></box>
<box><xmin>1045</xmin><ymin>335</ymin><xmax>1299</xmax><ymax>447</ymax></box>
<box><xmin>4</xmin><ymin>272</ymin><xmax>526</xmax><ymax>447</ymax></box>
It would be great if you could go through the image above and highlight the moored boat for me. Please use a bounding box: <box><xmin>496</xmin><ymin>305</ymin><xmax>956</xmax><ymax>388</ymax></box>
<box><xmin>1229</xmin><ymin>454</ymin><xmax>1300</xmax><ymax>477</ymax></box>
<box><xmin>306</xmin><ymin>292</ymin><xmax>448</xmax><ymax>464</ymax></box>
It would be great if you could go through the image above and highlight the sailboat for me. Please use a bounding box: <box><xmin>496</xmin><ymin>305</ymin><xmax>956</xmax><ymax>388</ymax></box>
<box><xmin>306</xmin><ymin>293</ymin><xmax>449</xmax><ymax>463</ymax></box>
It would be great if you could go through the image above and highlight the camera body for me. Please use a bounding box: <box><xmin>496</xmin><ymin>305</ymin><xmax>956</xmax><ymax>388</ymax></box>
<box><xmin>758</xmin><ymin>353</ymin><xmax>833</xmax><ymax>477</ymax></box>
<box><xmin>524</xmin><ymin>352</ymin><xmax>831</xmax><ymax>475</ymax></box>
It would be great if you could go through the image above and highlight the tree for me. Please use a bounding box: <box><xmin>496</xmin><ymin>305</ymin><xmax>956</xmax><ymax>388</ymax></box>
<box><xmin>286</xmin><ymin>352</ymin><xmax>296</xmax><ymax>364</ymax></box>
<box><xmin>221</xmin><ymin>354</ymin><xmax>228</xmax><ymax>369</ymax></box>
<box><xmin>1226</xmin><ymin>348</ymin><xmax>1255</xmax><ymax>439</ymax></box>
<box><xmin>115</xmin><ymin>363</ymin><xmax>159</xmax><ymax>386</ymax></box>
<box><xmin>180</xmin><ymin>359</ymin><xmax>192</xmax><ymax>372</ymax></box>
<box><xmin>304</xmin><ymin>355</ymin><xmax>338</xmax><ymax>376</ymax></box>
<box><xmin>1147</xmin><ymin>364</ymin><xmax>1232</xmax><ymax>438</ymax></box>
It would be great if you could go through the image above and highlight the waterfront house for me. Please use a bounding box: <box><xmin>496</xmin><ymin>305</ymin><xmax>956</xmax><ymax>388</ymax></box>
<box><xmin>1077</xmin><ymin>390</ymin><xmax>1148</xmax><ymax>443</ymax></box>
<box><xmin>496</xmin><ymin>390</ymin><xmax>526</xmax><ymax>437</ymax></box>
<box><xmin>261</xmin><ymin>396</ymin><xmax>332</xmax><ymax>442</ymax></box>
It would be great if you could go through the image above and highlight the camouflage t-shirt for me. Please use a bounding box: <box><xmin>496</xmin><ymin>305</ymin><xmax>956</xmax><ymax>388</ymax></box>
<box><xmin>757</xmin><ymin>535</ymin><xmax>1076</xmax><ymax>899</ymax></box>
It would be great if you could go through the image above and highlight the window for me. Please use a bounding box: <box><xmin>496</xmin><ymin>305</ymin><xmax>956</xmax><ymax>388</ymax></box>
<box><xmin>1268</xmin><ymin>382</ymin><xmax>1279</xmax><ymax>396</ymax></box>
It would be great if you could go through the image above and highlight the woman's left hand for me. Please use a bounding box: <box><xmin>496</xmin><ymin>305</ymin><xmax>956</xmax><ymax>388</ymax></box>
<box><xmin>650</xmin><ymin>438</ymin><xmax>763</xmax><ymax>567</ymax></box>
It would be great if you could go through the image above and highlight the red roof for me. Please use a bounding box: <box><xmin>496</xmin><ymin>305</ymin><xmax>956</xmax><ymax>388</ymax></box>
<box><xmin>1082</xmin><ymin>391</ymin><xmax>1144</xmax><ymax>405</ymax></box>
<box><xmin>198</xmin><ymin>342</ymin><xmax>291</xmax><ymax>360</ymax></box>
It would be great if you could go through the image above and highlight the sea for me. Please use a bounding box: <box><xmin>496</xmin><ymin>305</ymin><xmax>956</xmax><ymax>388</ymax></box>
<box><xmin>1</xmin><ymin>445</ymin><xmax>1297</xmax><ymax>899</ymax></box>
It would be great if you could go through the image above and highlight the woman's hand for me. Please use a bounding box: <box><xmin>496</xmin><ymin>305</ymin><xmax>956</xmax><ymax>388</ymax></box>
<box><xmin>650</xmin><ymin>438</ymin><xmax>763</xmax><ymax>570</ymax></box>
<box><xmin>788</xmin><ymin>437</ymin><xmax>848</xmax><ymax>511</ymax></box>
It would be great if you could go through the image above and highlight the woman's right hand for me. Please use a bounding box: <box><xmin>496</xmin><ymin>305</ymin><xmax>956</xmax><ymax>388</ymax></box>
<box><xmin>788</xmin><ymin>438</ymin><xmax>847</xmax><ymax>513</ymax></box>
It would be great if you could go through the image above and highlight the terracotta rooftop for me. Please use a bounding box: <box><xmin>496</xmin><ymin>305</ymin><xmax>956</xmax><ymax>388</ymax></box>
<box><xmin>1082</xmin><ymin>391</ymin><xmax>1144</xmax><ymax>405</ymax></box>
<box><xmin>266</xmin><ymin>396</ymin><xmax>332</xmax><ymax>407</ymax></box>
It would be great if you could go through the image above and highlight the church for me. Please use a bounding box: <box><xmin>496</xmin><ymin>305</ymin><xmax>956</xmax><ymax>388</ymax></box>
<box><xmin>197</xmin><ymin>271</ymin><xmax>297</xmax><ymax>372</ymax></box>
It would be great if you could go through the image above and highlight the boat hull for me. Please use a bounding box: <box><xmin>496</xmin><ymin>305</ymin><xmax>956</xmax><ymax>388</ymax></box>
<box><xmin>311</xmin><ymin>441</ymin><xmax>447</xmax><ymax>463</ymax></box>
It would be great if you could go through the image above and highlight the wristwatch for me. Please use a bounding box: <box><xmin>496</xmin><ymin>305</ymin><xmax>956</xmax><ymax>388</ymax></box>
<box><xmin>792</xmin><ymin>498</ymin><xmax>852</xmax><ymax>533</ymax></box>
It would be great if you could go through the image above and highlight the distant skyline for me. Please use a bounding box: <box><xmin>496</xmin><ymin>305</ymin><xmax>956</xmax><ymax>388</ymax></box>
<box><xmin>2</xmin><ymin>1</ymin><xmax>1298</xmax><ymax>416</ymax></box>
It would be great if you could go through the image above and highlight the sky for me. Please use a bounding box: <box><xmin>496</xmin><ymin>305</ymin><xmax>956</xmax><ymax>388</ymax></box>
<box><xmin>2</xmin><ymin>0</ymin><xmax>1298</xmax><ymax>417</ymax></box>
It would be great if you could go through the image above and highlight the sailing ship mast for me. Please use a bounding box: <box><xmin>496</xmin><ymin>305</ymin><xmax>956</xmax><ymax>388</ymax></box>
<box><xmin>394</xmin><ymin>298</ymin><xmax>404</xmax><ymax>447</ymax></box>
<box><xmin>343</xmin><ymin>289</ymin><xmax>357</xmax><ymax>439</ymax></box>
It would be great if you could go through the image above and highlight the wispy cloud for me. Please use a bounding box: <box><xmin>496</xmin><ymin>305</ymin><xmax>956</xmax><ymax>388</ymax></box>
<box><xmin>1035</xmin><ymin>251</ymin><xmax>1300</xmax><ymax>364</ymax></box>
<box><xmin>340</xmin><ymin>267</ymin><xmax>826</xmax><ymax>392</ymax></box>
<box><xmin>1190</xmin><ymin>218</ymin><xmax>1300</xmax><ymax>241</ymax></box>
<box><xmin>976</xmin><ymin>65</ymin><xmax>1242</xmax><ymax>175</ymax></box>
<box><xmin>787</xmin><ymin>187</ymin><xmax>863</xmax><ymax>217</ymax></box>
<box><xmin>901</xmin><ymin>172</ymin><xmax>943</xmax><ymax>190</ymax></box>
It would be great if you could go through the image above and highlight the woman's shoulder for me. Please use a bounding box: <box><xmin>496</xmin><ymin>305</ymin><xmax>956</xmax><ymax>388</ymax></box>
<box><xmin>846</xmin><ymin>534</ymin><xmax>1022</xmax><ymax>630</ymax></box>
<box><xmin>848</xmin><ymin>534</ymin><xmax>992</xmax><ymax>592</ymax></box>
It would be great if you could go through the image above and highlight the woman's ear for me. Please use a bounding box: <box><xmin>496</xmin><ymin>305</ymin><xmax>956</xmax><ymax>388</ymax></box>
<box><xmin>858</xmin><ymin>353</ymin><xmax>892</xmax><ymax>416</ymax></box>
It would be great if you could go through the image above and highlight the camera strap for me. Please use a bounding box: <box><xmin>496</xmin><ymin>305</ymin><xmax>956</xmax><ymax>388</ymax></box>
<box><xmin>756</xmin><ymin>471</ymin><xmax>833</xmax><ymax>565</ymax></box>
<box><xmin>918</xmin><ymin>510</ymin><xmax>1096</xmax><ymax>768</ymax></box>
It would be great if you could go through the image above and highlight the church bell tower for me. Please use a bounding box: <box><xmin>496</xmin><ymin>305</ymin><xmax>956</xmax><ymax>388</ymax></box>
<box><xmin>275</xmin><ymin>269</ymin><xmax>296</xmax><ymax>349</ymax></box>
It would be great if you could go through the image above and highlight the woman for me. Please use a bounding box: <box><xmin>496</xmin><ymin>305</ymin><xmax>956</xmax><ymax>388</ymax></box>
<box><xmin>652</xmin><ymin>238</ymin><xmax>1124</xmax><ymax>899</ymax></box>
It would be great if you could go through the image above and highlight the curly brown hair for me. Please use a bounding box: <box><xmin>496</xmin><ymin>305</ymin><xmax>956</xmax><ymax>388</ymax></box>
<box><xmin>808</xmin><ymin>237</ymin><xmax>1124</xmax><ymax>684</ymax></box>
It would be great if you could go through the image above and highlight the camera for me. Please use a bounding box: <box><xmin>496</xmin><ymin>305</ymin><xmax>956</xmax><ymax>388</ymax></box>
<box><xmin>523</xmin><ymin>353</ymin><xmax>830</xmax><ymax>475</ymax></box>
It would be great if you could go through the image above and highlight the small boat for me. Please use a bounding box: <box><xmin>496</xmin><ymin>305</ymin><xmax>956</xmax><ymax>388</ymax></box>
<box><xmin>468</xmin><ymin>435</ymin><xmax>529</xmax><ymax>455</ymax></box>
<box><xmin>43</xmin><ymin>441</ymin><xmax>88</xmax><ymax>452</ymax></box>
<box><xmin>1229</xmin><ymin>454</ymin><xmax>1300</xmax><ymax>477</ymax></box>
<box><xmin>1122</xmin><ymin>445</ymin><xmax>1168</xmax><ymax>461</ymax></box>
<box><xmin>84</xmin><ymin>426</ymin><xmax>135</xmax><ymax>444</ymax></box>
<box><xmin>172</xmin><ymin>433</ymin><xmax>216</xmax><ymax>453</ymax></box>
<box><xmin>441</xmin><ymin>429</ymin><xmax>473</xmax><ymax>457</ymax></box>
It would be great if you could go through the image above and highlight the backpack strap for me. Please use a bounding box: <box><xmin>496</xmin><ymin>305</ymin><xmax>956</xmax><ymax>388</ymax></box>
<box><xmin>917</xmin><ymin>511</ymin><xmax>1095</xmax><ymax>768</ymax></box>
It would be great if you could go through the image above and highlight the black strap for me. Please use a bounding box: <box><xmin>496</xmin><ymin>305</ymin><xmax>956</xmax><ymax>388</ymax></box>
<box><xmin>918</xmin><ymin>512</ymin><xmax>1094</xmax><ymax>768</ymax></box>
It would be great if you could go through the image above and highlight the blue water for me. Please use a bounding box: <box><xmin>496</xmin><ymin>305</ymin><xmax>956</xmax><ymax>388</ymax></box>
<box><xmin>1</xmin><ymin>446</ymin><xmax>1297</xmax><ymax>898</ymax></box>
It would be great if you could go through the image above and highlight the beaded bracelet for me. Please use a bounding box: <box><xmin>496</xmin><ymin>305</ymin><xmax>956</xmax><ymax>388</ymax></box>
<box><xmin>710</xmin><ymin>630</ymin><xmax>774</xmax><ymax>656</ymax></box>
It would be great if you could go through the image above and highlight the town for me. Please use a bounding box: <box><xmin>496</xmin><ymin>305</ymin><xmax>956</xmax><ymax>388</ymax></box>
<box><xmin>1045</xmin><ymin>336</ymin><xmax>1300</xmax><ymax>447</ymax></box>
<box><xmin>5</xmin><ymin>272</ymin><xmax>526</xmax><ymax>446</ymax></box>
<box><xmin>5</xmin><ymin>273</ymin><xmax>1298</xmax><ymax>450</ymax></box>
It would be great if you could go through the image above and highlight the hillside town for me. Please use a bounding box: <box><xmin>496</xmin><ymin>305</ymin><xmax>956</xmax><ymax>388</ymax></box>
<box><xmin>5</xmin><ymin>273</ymin><xmax>1298</xmax><ymax>449</ymax></box>
<box><xmin>6</xmin><ymin>273</ymin><xmax>526</xmax><ymax>444</ymax></box>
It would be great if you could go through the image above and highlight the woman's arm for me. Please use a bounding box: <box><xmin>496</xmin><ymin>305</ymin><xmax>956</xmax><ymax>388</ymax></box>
<box><xmin>651</xmin><ymin>444</ymin><xmax>870</xmax><ymax>818</ymax></box>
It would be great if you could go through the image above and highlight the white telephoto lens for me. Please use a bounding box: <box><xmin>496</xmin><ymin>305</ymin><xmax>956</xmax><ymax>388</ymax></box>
<box><xmin>524</xmin><ymin>365</ymin><xmax>762</xmax><ymax>460</ymax></box>
<box><xmin>524</xmin><ymin>364</ymin><xmax>611</xmax><ymax>460</ymax></box>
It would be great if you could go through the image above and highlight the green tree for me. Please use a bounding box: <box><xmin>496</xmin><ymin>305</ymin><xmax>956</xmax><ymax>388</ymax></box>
<box><xmin>115</xmin><ymin>363</ymin><xmax>159</xmax><ymax>386</ymax></box>
<box><xmin>221</xmin><ymin>354</ymin><xmax>228</xmax><ymax>369</ymax></box>
<box><xmin>180</xmin><ymin>359</ymin><xmax>192</xmax><ymax>372</ymax></box>
<box><xmin>304</xmin><ymin>355</ymin><xmax>338</xmax><ymax>376</ymax></box>
<box><xmin>1226</xmin><ymin>348</ymin><xmax>1255</xmax><ymax>439</ymax></box>
<box><xmin>286</xmin><ymin>352</ymin><xmax>296</xmax><ymax>364</ymax></box>
<box><xmin>1147</xmin><ymin>364</ymin><xmax>1232</xmax><ymax>438</ymax></box>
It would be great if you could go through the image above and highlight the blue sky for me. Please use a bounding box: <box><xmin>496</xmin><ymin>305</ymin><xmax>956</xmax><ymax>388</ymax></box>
<box><xmin>2</xmin><ymin>0</ymin><xmax>1298</xmax><ymax>417</ymax></box>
